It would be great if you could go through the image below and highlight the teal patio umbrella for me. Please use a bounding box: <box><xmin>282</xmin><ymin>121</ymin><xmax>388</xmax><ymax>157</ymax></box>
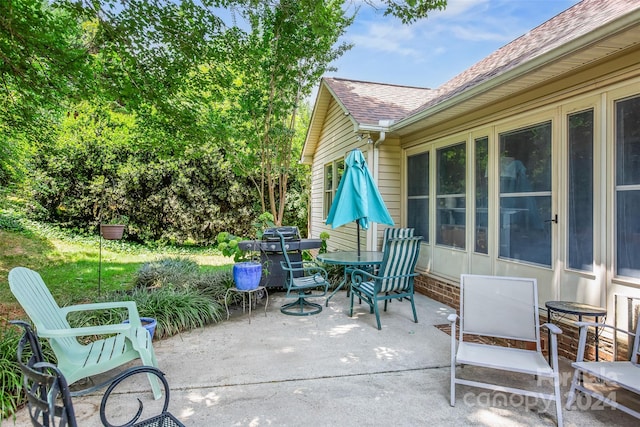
<box><xmin>325</xmin><ymin>148</ymin><xmax>394</xmax><ymax>255</ymax></box>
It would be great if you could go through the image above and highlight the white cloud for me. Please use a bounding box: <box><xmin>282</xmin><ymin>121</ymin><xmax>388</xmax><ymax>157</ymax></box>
<box><xmin>348</xmin><ymin>20</ymin><xmax>423</xmax><ymax>58</ymax></box>
<box><xmin>434</xmin><ymin>0</ymin><xmax>491</xmax><ymax>17</ymax></box>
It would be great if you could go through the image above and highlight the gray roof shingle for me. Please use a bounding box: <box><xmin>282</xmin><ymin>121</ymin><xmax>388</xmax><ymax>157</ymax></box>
<box><xmin>323</xmin><ymin>78</ymin><xmax>433</xmax><ymax>126</ymax></box>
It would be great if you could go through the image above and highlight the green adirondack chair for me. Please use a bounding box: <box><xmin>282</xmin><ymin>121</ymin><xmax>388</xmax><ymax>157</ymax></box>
<box><xmin>9</xmin><ymin>267</ymin><xmax>161</xmax><ymax>399</ymax></box>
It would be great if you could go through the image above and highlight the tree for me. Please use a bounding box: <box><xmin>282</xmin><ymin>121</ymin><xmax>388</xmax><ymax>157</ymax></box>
<box><xmin>3</xmin><ymin>0</ymin><xmax>449</xmax><ymax>237</ymax></box>
<box><xmin>222</xmin><ymin>1</ymin><xmax>352</xmax><ymax>226</ymax></box>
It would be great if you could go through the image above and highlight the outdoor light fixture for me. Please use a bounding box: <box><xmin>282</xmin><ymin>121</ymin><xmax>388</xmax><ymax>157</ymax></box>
<box><xmin>357</xmin><ymin>132</ymin><xmax>372</xmax><ymax>143</ymax></box>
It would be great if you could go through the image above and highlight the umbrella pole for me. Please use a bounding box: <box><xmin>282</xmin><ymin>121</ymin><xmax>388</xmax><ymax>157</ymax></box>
<box><xmin>356</xmin><ymin>220</ymin><xmax>360</xmax><ymax>256</ymax></box>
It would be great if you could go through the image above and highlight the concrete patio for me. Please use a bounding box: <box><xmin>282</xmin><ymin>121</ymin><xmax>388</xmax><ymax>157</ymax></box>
<box><xmin>9</xmin><ymin>292</ymin><xmax>639</xmax><ymax>426</ymax></box>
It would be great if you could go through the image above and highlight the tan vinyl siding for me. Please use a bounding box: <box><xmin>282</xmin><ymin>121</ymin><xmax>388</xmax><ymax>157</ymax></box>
<box><xmin>310</xmin><ymin>99</ymin><xmax>359</xmax><ymax>251</ymax></box>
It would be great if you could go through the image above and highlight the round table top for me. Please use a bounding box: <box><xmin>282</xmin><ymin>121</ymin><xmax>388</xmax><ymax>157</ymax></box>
<box><xmin>545</xmin><ymin>300</ymin><xmax>607</xmax><ymax>316</ymax></box>
<box><xmin>316</xmin><ymin>251</ymin><xmax>384</xmax><ymax>266</ymax></box>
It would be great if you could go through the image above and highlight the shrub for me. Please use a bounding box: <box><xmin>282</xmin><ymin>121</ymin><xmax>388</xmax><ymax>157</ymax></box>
<box><xmin>133</xmin><ymin>257</ymin><xmax>199</xmax><ymax>289</ymax></box>
<box><xmin>0</xmin><ymin>323</ymin><xmax>55</xmax><ymax>421</ymax></box>
<box><xmin>126</xmin><ymin>286</ymin><xmax>223</xmax><ymax>339</ymax></box>
<box><xmin>0</xmin><ymin>327</ymin><xmax>22</xmax><ymax>421</ymax></box>
<box><xmin>189</xmin><ymin>269</ymin><xmax>235</xmax><ymax>301</ymax></box>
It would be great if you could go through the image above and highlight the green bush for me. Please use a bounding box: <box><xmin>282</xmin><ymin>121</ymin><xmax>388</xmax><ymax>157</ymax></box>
<box><xmin>0</xmin><ymin>326</ymin><xmax>22</xmax><ymax>421</ymax></box>
<box><xmin>133</xmin><ymin>257</ymin><xmax>199</xmax><ymax>289</ymax></box>
<box><xmin>0</xmin><ymin>323</ymin><xmax>55</xmax><ymax>421</ymax></box>
<box><xmin>127</xmin><ymin>286</ymin><xmax>223</xmax><ymax>339</ymax></box>
<box><xmin>189</xmin><ymin>269</ymin><xmax>235</xmax><ymax>301</ymax></box>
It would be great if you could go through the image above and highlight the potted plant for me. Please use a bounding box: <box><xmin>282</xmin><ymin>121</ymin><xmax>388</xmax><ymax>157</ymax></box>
<box><xmin>216</xmin><ymin>213</ymin><xmax>278</xmax><ymax>290</ymax></box>
<box><xmin>217</xmin><ymin>231</ymin><xmax>263</xmax><ymax>290</ymax></box>
<box><xmin>100</xmin><ymin>215</ymin><xmax>129</xmax><ymax>240</ymax></box>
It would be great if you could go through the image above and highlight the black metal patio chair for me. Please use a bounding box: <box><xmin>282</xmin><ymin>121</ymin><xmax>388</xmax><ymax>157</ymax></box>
<box><xmin>12</xmin><ymin>320</ymin><xmax>186</xmax><ymax>427</ymax></box>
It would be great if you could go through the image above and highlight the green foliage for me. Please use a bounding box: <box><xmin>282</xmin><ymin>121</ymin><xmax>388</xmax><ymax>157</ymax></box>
<box><xmin>0</xmin><ymin>323</ymin><xmax>56</xmax><ymax>421</ymax></box>
<box><xmin>134</xmin><ymin>257</ymin><xmax>200</xmax><ymax>289</ymax></box>
<box><xmin>2</xmin><ymin>0</ymin><xmax>448</xmax><ymax>242</ymax></box>
<box><xmin>126</xmin><ymin>286</ymin><xmax>224</xmax><ymax>340</ymax></box>
<box><xmin>26</xmin><ymin>100</ymin><xmax>259</xmax><ymax>243</ymax></box>
<box><xmin>319</xmin><ymin>231</ymin><xmax>330</xmax><ymax>254</ymax></box>
<box><xmin>373</xmin><ymin>0</ymin><xmax>448</xmax><ymax>24</ymax></box>
<box><xmin>215</xmin><ymin>232</ymin><xmax>247</xmax><ymax>262</ymax></box>
<box><xmin>0</xmin><ymin>327</ymin><xmax>22</xmax><ymax>421</ymax></box>
<box><xmin>223</xmin><ymin>1</ymin><xmax>352</xmax><ymax>225</ymax></box>
<box><xmin>215</xmin><ymin>212</ymin><xmax>277</xmax><ymax>262</ymax></box>
<box><xmin>188</xmin><ymin>269</ymin><xmax>236</xmax><ymax>302</ymax></box>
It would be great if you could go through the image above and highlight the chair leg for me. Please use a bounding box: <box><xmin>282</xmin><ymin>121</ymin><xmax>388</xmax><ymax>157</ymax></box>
<box><xmin>409</xmin><ymin>296</ymin><xmax>418</xmax><ymax>323</ymax></box>
<box><xmin>565</xmin><ymin>368</ymin><xmax>581</xmax><ymax>410</ymax></box>
<box><xmin>554</xmin><ymin>372</ymin><xmax>563</xmax><ymax>427</ymax></box>
<box><xmin>373</xmin><ymin>299</ymin><xmax>382</xmax><ymax>330</ymax></box>
<box><xmin>349</xmin><ymin>290</ymin><xmax>355</xmax><ymax>317</ymax></box>
<box><xmin>450</xmin><ymin>366</ymin><xmax>456</xmax><ymax>406</ymax></box>
<box><xmin>281</xmin><ymin>296</ymin><xmax>322</xmax><ymax>316</ymax></box>
<box><xmin>136</xmin><ymin>343</ymin><xmax>162</xmax><ymax>400</ymax></box>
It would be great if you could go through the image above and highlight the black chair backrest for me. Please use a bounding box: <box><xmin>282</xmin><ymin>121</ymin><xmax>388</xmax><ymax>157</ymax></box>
<box><xmin>12</xmin><ymin>320</ymin><xmax>184</xmax><ymax>427</ymax></box>
<box><xmin>11</xmin><ymin>320</ymin><xmax>78</xmax><ymax>427</ymax></box>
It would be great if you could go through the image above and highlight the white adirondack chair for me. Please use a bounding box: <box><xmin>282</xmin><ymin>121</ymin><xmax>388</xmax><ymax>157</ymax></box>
<box><xmin>448</xmin><ymin>274</ymin><xmax>563</xmax><ymax>426</ymax></box>
<box><xmin>565</xmin><ymin>319</ymin><xmax>640</xmax><ymax>420</ymax></box>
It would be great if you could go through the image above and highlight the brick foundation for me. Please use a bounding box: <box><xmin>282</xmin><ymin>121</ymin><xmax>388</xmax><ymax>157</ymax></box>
<box><xmin>415</xmin><ymin>273</ymin><xmax>627</xmax><ymax>363</ymax></box>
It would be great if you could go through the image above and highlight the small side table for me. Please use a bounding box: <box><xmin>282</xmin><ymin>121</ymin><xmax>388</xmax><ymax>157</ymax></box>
<box><xmin>545</xmin><ymin>300</ymin><xmax>607</xmax><ymax>364</ymax></box>
<box><xmin>225</xmin><ymin>286</ymin><xmax>268</xmax><ymax>324</ymax></box>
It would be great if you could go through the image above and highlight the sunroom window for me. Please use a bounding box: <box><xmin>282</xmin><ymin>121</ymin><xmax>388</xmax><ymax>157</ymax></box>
<box><xmin>499</xmin><ymin>122</ymin><xmax>552</xmax><ymax>266</ymax></box>
<box><xmin>437</xmin><ymin>143</ymin><xmax>466</xmax><ymax>249</ymax></box>
<box><xmin>616</xmin><ymin>95</ymin><xmax>640</xmax><ymax>278</ymax></box>
<box><xmin>475</xmin><ymin>137</ymin><xmax>488</xmax><ymax>254</ymax></box>
<box><xmin>568</xmin><ymin>109</ymin><xmax>594</xmax><ymax>271</ymax></box>
<box><xmin>407</xmin><ymin>152</ymin><xmax>429</xmax><ymax>242</ymax></box>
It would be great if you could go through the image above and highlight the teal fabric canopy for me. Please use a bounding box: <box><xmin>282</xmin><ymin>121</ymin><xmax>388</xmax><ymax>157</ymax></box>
<box><xmin>325</xmin><ymin>149</ymin><xmax>394</xmax><ymax>253</ymax></box>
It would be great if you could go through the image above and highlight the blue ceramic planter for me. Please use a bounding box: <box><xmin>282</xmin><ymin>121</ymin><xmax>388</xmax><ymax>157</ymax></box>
<box><xmin>233</xmin><ymin>262</ymin><xmax>262</xmax><ymax>290</ymax></box>
<box><xmin>123</xmin><ymin>317</ymin><xmax>157</xmax><ymax>339</ymax></box>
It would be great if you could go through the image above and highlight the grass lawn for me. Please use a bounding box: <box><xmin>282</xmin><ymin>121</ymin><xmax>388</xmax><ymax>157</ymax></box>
<box><xmin>0</xmin><ymin>227</ymin><xmax>232</xmax><ymax>323</ymax></box>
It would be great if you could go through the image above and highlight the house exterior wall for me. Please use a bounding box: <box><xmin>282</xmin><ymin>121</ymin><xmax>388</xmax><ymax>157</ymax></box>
<box><xmin>309</xmin><ymin>98</ymin><xmax>363</xmax><ymax>251</ymax></box>
<box><xmin>402</xmin><ymin>50</ymin><xmax>640</xmax><ymax>338</ymax></box>
<box><xmin>305</xmin><ymin>14</ymin><xmax>640</xmax><ymax>362</ymax></box>
<box><xmin>309</xmin><ymin>100</ymin><xmax>404</xmax><ymax>252</ymax></box>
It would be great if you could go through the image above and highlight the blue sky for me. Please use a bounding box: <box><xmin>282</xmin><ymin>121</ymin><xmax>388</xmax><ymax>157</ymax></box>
<box><xmin>324</xmin><ymin>0</ymin><xmax>582</xmax><ymax>89</ymax></box>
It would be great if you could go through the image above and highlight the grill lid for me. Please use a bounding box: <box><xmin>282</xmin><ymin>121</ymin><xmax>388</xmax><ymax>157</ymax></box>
<box><xmin>261</xmin><ymin>226</ymin><xmax>300</xmax><ymax>241</ymax></box>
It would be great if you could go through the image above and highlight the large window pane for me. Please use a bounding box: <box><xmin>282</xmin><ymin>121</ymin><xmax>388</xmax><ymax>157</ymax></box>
<box><xmin>323</xmin><ymin>159</ymin><xmax>345</xmax><ymax>219</ymax></box>
<box><xmin>616</xmin><ymin>95</ymin><xmax>640</xmax><ymax>278</ymax></box>
<box><xmin>499</xmin><ymin>122</ymin><xmax>552</xmax><ymax>266</ymax></box>
<box><xmin>568</xmin><ymin>110</ymin><xmax>594</xmax><ymax>271</ymax></box>
<box><xmin>407</xmin><ymin>152</ymin><xmax>429</xmax><ymax>241</ymax></box>
<box><xmin>324</xmin><ymin>163</ymin><xmax>333</xmax><ymax>219</ymax></box>
<box><xmin>475</xmin><ymin>137</ymin><xmax>488</xmax><ymax>254</ymax></box>
<box><xmin>437</xmin><ymin>143</ymin><xmax>466</xmax><ymax>248</ymax></box>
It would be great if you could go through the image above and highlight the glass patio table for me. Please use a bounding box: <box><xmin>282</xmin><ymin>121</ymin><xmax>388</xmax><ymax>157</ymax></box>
<box><xmin>316</xmin><ymin>251</ymin><xmax>384</xmax><ymax>306</ymax></box>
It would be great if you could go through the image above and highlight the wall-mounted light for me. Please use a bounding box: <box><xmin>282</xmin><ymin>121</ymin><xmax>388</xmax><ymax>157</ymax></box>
<box><xmin>357</xmin><ymin>132</ymin><xmax>371</xmax><ymax>143</ymax></box>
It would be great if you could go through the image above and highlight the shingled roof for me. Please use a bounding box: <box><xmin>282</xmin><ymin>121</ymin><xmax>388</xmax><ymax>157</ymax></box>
<box><xmin>302</xmin><ymin>0</ymin><xmax>640</xmax><ymax>160</ymax></box>
<box><xmin>411</xmin><ymin>0</ymin><xmax>640</xmax><ymax>116</ymax></box>
<box><xmin>322</xmin><ymin>78</ymin><xmax>433</xmax><ymax>127</ymax></box>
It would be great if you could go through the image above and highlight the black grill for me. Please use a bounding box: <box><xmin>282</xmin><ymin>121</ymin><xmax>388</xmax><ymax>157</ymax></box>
<box><xmin>261</xmin><ymin>226</ymin><xmax>300</xmax><ymax>241</ymax></box>
<box><xmin>238</xmin><ymin>226</ymin><xmax>321</xmax><ymax>288</ymax></box>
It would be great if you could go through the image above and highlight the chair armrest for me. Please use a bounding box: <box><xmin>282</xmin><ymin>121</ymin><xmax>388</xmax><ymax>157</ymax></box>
<box><xmin>60</xmin><ymin>301</ymin><xmax>141</xmax><ymax>325</ymax></box>
<box><xmin>350</xmin><ymin>268</ymin><xmax>377</xmax><ymax>283</ymax></box>
<box><xmin>281</xmin><ymin>261</ymin><xmax>328</xmax><ymax>279</ymax></box>
<box><xmin>574</xmin><ymin>321</ymin><xmax>634</xmax><ymax>337</ymax></box>
<box><xmin>542</xmin><ymin>323</ymin><xmax>562</xmax><ymax>335</ymax></box>
<box><xmin>100</xmin><ymin>366</ymin><xmax>179</xmax><ymax>427</ymax></box>
<box><xmin>36</xmin><ymin>323</ymin><xmax>133</xmax><ymax>339</ymax></box>
<box><xmin>573</xmin><ymin>321</ymin><xmax>635</xmax><ymax>362</ymax></box>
